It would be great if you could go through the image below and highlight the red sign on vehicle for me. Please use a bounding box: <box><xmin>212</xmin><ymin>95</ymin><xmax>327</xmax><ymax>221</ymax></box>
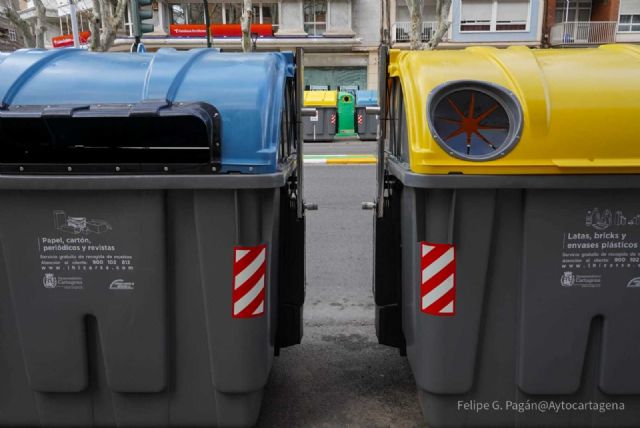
<box><xmin>420</xmin><ymin>242</ymin><xmax>456</xmax><ymax>316</ymax></box>
<box><xmin>52</xmin><ymin>31</ymin><xmax>91</xmax><ymax>48</ymax></box>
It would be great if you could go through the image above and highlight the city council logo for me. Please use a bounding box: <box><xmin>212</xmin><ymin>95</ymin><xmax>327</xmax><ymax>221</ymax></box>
<box><xmin>109</xmin><ymin>279</ymin><xmax>135</xmax><ymax>290</ymax></box>
<box><xmin>561</xmin><ymin>271</ymin><xmax>575</xmax><ymax>287</ymax></box>
<box><xmin>43</xmin><ymin>273</ymin><xmax>57</xmax><ymax>289</ymax></box>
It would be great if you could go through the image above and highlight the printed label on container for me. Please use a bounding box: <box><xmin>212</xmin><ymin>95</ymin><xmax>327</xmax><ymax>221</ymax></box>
<box><xmin>38</xmin><ymin>210</ymin><xmax>136</xmax><ymax>291</ymax></box>
<box><xmin>560</xmin><ymin>207</ymin><xmax>640</xmax><ymax>289</ymax></box>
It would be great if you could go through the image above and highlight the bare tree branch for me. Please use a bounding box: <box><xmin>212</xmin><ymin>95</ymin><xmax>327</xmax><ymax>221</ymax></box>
<box><xmin>426</xmin><ymin>0</ymin><xmax>451</xmax><ymax>50</ymax></box>
<box><xmin>89</xmin><ymin>0</ymin><xmax>127</xmax><ymax>52</ymax></box>
<box><xmin>405</xmin><ymin>0</ymin><xmax>423</xmax><ymax>50</ymax></box>
<box><xmin>240</xmin><ymin>0</ymin><xmax>252</xmax><ymax>52</ymax></box>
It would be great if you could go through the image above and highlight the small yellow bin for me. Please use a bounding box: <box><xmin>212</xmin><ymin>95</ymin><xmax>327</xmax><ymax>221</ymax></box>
<box><xmin>303</xmin><ymin>90</ymin><xmax>338</xmax><ymax>107</ymax></box>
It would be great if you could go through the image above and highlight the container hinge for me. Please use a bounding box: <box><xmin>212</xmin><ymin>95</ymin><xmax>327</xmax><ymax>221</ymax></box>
<box><xmin>130</xmin><ymin>100</ymin><xmax>172</xmax><ymax>117</ymax></box>
<box><xmin>42</xmin><ymin>105</ymin><xmax>90</xmax><ymax>118</ymax></box>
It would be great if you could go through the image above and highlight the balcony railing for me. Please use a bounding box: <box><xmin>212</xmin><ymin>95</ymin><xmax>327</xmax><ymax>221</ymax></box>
<box><xmin>549</xmin><ymin>21</ymin><xmax>617</xmax><ymax>46</ymax></box>
<box><xmin>393</xmin><ymin>21</ymin><xmax>439</xmax><ymax>43</ymax></box>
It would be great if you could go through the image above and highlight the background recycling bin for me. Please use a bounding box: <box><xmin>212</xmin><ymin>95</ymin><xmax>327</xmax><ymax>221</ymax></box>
<box><xmin>355</xmin><ymin>90</ymin><xmax>379</xmax><ymax>141</ymax></box>
<box><xmin>336</xmin><ymin>91</ymin><xmax>357</xmax><ymax>138</ymax></box>
<box><xmin>0</xmin><ymin>48</ymin><xmax>308</xmax><ymax>427</ymax></box>
<box><xmin>303</xmin><ymin>90</ymin><xmax>337</xmax><ymax>142</ymax></box>
<box><xmin>372</xmin><ymin>45</ymin><xmax>640</xmax><ymax>428</ymax></box>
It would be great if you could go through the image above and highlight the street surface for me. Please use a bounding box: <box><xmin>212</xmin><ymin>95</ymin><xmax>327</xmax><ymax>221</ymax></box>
<box><xmin>257</xmin><ymin>141</ymin><xmax>425</xmax><ymax>427</ymax></box>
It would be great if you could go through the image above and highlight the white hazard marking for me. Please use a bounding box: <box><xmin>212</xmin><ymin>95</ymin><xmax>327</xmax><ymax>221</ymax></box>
<box><xmin>235</xmin><ymin>249</ymin><xmax>251</xmax><ymax>262</ymax></box>
<box><xmin>421</xmin><ymin>247</ymin><xmax>454</xmax><ymax>284</ymax></box>
<box><xmin>420</xmin><ymin>242</ymin><xmax>456</xmax><ymax>316</ymax></box>
<box><xmin>234</xmin><ymin>248</ymin><xmax>265</xmax><ymax>290</ymax></box>
<box><xmin>422</xmin><ymin>273</ymin><xmax>454</xmax><ymax>309</ymax></box>
<box><xmin>233</xmin><ymin>276</ymin><xmax>265</xmax><ymax>315</ymax></box>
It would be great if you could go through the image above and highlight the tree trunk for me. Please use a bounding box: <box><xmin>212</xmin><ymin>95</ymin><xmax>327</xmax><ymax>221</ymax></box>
<box><xmin>426</xmin><ymin>0</ymin><xmax>451</xmax><ymax>50</ymax></box>
<box><xmin>88</xmin><ymin>0</ymin><xmax>102</xmax><ymax>51</ymax></box>
<box><xmin>240</xmin><ymin>0</ymin><xmax>252</xmax><ymax>52</ymax></box>
<box><xmin>34</xmin><ymin>0</ymin><xmax>46</xmax><ymax>49</ymax></box>
<box><xmin>405</xmin><ymin>0</ymin><xmax>423</xmax><ymax>50</ymax></box>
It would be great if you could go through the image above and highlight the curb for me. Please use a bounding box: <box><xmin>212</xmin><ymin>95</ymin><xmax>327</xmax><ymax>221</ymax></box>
<box><xmin>304</xmin><ymin>155</ymin><xmax>377</xmax><ymax>165</ymax></box>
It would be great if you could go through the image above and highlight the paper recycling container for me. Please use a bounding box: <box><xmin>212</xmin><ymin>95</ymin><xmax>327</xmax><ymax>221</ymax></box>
<box><xmin>355</xmin><ymin>90</ymin><xmax>379</xmax><ymax>141</ymax></box>
<box><xmin>303</xmin><ymin>90</ymin><xmax>337</xmax><ymax>141</ymax></box>
<box><xmin>373</xmin><ymin>45</ymin><xmax>640</xmax><ymax>428</ymax></box>
<box><xmin>0</xmin><ymin>48</ymin><xmax>306</xmax><ymax>427</ymax></box>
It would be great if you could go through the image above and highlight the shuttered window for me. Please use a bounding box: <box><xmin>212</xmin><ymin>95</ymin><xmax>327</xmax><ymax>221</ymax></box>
<box><xmin>460</xmin><ymin>0</ymin><xmax>530</xmax><ymax>32</ymax></box>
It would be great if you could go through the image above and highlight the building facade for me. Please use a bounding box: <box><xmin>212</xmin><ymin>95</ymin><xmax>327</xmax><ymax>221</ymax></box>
<box><xmin>388</xmin><ymin>0</ymin><xmax>640</xmax><ymax>48</ymax></box>
<box><xmin>0</xmin><ymin>14</ymin><xmax>22</xmax><ymax>50</ymax></box>
<box><xmin>545</xmin><ymin>0</ymin><xmax>640</xmax><ymax>45</ymax></box>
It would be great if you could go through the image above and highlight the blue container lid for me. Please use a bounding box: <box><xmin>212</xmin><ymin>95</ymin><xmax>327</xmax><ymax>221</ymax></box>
<box><xmin>355</xmin><ymin>90</ymin><xmax>378</xmax><ymax>107</ymax></box>
<box><xmin>0</xmin><ymin>48</ymin><xmax>295</xmax><ymax>174</ymax></box>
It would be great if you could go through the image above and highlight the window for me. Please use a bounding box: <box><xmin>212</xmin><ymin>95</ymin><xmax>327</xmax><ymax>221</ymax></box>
<box><xmin>304</xmin><ymin>0</ymin><xmax>327</xmax><ymax>36</ymax></box>
<box><xmin>8</xmin><ymin>29</ymin><xmax>17</xmax><ymax>42</ymax></box>
<box><xmin>619</xmin><ymin>0</ymin><xmax>640</xmax><ymax>32</ymax></box>
<box><xmin>460</xmin><ymin>0</ymin><xmax>530</xmax><ymax>32</ymax></box>
<box><xmin>555</xmin><ymin>1</ymin><xmax>592</xmax><ymax>23</ymax></box>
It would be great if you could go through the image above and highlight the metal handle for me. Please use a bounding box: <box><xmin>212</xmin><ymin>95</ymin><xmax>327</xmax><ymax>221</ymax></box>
<box><xmin>365</xmin><ymin>106</ymin><xmax>381</xmax><ymax>116</ymax></box>
<box><xmin>304</xmin><ymin>203</ymin><xmax>318</xmax><ymax>211</ymax></box>
<box><xmin>301</xmin><ymin>107</ymin><xmax>317</xmax><ymax>117</ymax></box>
<box><xmin>362</xmin><ymin>202</ymin><xmax>376</xmax><ymax>210</ymax></box>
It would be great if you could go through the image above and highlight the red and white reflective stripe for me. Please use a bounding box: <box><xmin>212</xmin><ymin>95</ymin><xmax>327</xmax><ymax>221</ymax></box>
<box><xmin>420</xmin><ymin>242</ymin><xmax>456</xmax><ymax>316</ymax></box>
<box><xmin>330</xmin><ymin>113</ymin><xmax>336</xmax><ymax>124</ymax></box>
<box><xmin>357</xmin><ymin>114</ymin><xmax>364</xmax><ymax>125</ymax></box>
<box><xmin>232</xmin><ymin>244</ymin><xmax>267</xmax><ymax>318</ymax></box>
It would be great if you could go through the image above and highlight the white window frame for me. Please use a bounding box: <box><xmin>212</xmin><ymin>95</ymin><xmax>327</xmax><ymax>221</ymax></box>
<box><xmin>459</xmin><ymin>0</ymin><xmax>532</xmax><ymax>33</ymax></box>
<box><xmin>8</xmin><ymin>28</ymin><xmax>17</xmax><ymax>41</ymax></box>
<box><xmin>303</xmin><ymin>0</ymin><xmax>327</xmax><ymax>36</ymax></box>
<box><xmin>618</xmin><ymin>0</ymin><xmax>640</xmax><ymax>32</ymax></box>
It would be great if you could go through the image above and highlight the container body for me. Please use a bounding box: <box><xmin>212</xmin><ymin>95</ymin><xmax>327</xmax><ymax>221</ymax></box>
<box><xmin>303</xmin><ymin>107</ymin><xmax>337</xmax><ymax>141</ymax></box>
<box><xmin>355</xmin><ymin>106</ymin><xmax>378</xmax><ymax>141</ymax></box>
<box><xmin>393</xmin><ymin>172</ymin><xmax>640</xmax><ymax>427</ymax></box>
<box><xmin>0</xmin><ymin>180</ymin><xmax>285</xmax><ymax>427</ymax></box>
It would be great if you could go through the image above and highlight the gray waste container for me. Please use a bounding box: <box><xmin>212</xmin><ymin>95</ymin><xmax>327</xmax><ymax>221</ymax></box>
<box><xmin>302</xmin><ymin>90</ymin><xmax>337</xmax><ymax>142</ymax></box>
<box><xmin>355</xmin><ymin>90</ymin><xmax>378</xmax><ymax>141</ymax></box>
<box><xmin>373</xmin><ymin>45</ymin><xmax>640</xmax><ymax>427</ymax></box>
<box><xmin>0</xmin><ymin>48</ymin><xmax>307</xmax><ymax>427</ymax></box>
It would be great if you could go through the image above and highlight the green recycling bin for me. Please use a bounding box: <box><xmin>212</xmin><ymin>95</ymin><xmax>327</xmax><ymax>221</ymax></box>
<box><xmin>336</xmin><ymin>91</ymin><xmax>356</xmax><ymax>138</ymax></box>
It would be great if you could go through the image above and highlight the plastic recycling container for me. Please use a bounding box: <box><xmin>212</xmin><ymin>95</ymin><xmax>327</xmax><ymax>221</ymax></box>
<box><xmin>303</xmin><ymin>90</ymin><xmax>337</xmax><ymax>142</ymax></box>
<box><xmin>355</xmin><ymin>90</ymin><xmax>379</xmax><ymax>141</ymax></box>
<box><xmin>373</xmin><ymin>45</ymin><xmax>640</xmax><ymax>428</ymax></box>
<box><xmin>336</xmin><ymin>91</ymin><xmax>357</xmax><ymax>138</ymax></box>
<box><xmin>0</xmin><ymin>48</ymin><xmax>306</xmax><ymax>427</ymax></box>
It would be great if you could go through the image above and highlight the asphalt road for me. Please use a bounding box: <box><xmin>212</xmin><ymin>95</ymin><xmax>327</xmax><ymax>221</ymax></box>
<box><xmin>257</xmin><ymin>140</ymin><xmax>426</xmax><ymax>427</ymax></box>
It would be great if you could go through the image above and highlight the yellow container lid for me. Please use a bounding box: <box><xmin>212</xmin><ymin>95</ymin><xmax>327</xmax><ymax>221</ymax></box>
<box><xmin>304</xmin><ymin>90</ymin><xmax>338</xmax><ymax>107</ymax></box>
<box><xmin>390</xmin><ymin>45</ymin><xmax>640</xmax><ymax>175</ymax></box>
